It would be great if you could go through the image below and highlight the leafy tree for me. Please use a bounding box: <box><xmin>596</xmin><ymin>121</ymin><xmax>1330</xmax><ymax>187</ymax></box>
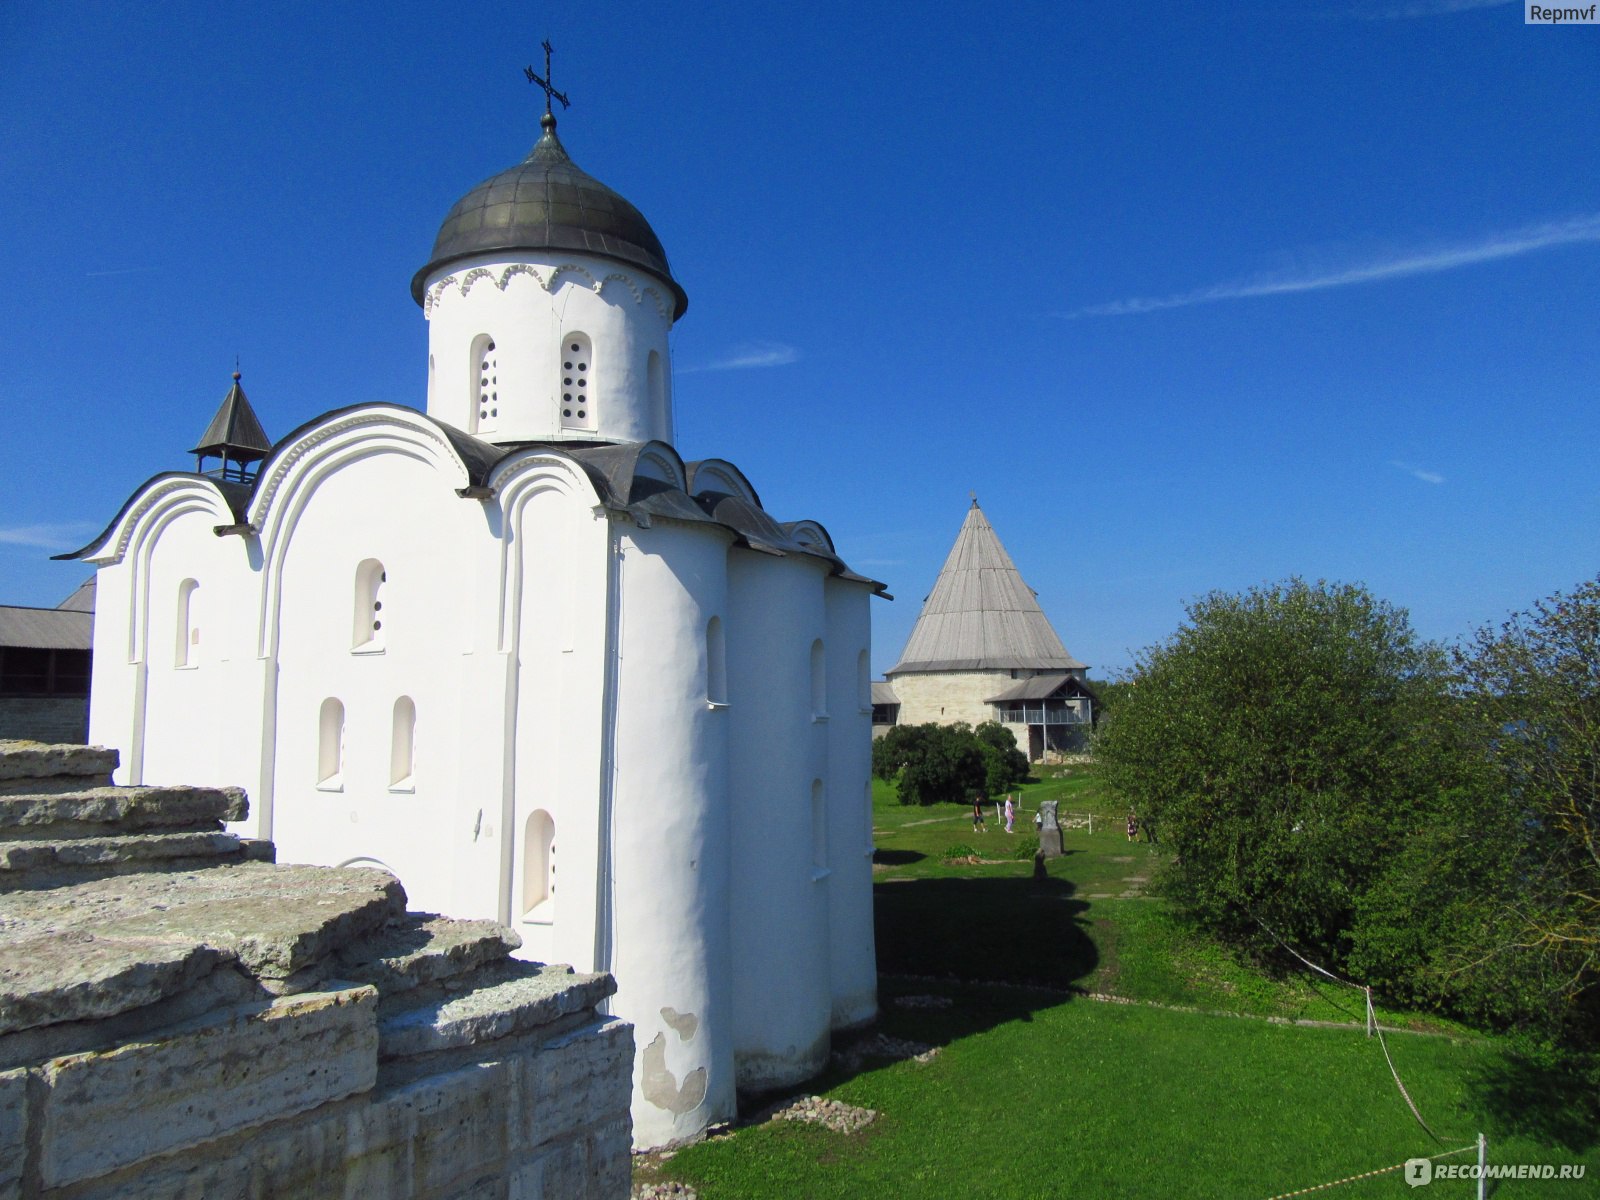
<box><xmin>975</xmin><ymin>721</ymin><xmax>1030</xmax><ymax>796</ymax></box>
<box><xmin>872</xmin><ymin>722</ymin><xmax>988</xmax><ymax>806</ymax></box>
<box><xmin>1093</xmin><ymin>579</ymin><xmax>1456</xmax><ymax>962</ymax></box>
<box><xmin>1351</xmin><ymin>576</ymin><xmax>1600</xmax><ymax>1040</ymax></box>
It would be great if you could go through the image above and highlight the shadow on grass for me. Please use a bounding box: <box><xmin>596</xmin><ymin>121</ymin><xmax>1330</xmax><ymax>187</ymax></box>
<box><xmin>1469</xmin><ymin>1048</ymin><xmax>1599</xmax><ymax>1155</ymax></box>
<box><xmin>873</xmin><ymin>872</ymin><xmax>1098</xmax><ymax>989</ymax></box>
<box><xmin>871</xmin><ymin>848</ymin><xmax>926</xmax><ymax>867</ymax></box>
<box><xmin>733</xmin><ymin>872</ymin><xmax>1097</xmax><ymax>1117</ymax></box>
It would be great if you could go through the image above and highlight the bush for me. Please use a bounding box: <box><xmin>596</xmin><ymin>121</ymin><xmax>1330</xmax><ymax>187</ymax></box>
<box><xmin>1011</xmin><ymin>835</ymin><xmax>1041</xmax><ymax>860</ymax></box>
<box><xmin>872</xmin><ymin>722</ymin><xmax>988</xmax><ymax>806</ymax></box>
<box><xmin>1093</xmin><ymin>579</ymin><xmax>1458</xmax><ymax>965</ymax></box>
<box><xmin>941</xmin><ymin>843</ymin><xmax>981</xmax><ymax>862</ymax></box>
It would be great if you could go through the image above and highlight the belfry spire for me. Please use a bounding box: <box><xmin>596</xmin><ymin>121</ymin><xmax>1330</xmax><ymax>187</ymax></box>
<box><xmin>190</xmin><ymin>367</ymin><xmax>272</xmax><ymax>483</ymax></box>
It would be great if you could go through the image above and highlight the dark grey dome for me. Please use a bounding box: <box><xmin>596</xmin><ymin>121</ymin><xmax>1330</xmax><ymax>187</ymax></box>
<box><xmin>412</xmin><ymin>113</ymin><xmax>687</xmax><ymax>317</ymax></box>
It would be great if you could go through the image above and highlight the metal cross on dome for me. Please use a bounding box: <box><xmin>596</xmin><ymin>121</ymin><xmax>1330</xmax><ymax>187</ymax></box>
<box><xmin>524</xmin><ymin>40</ymin><xmax>571</xmax><ymax>116</ymax></box>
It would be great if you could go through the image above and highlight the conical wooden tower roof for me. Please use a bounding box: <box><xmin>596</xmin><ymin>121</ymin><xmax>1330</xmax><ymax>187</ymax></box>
<box><xmin>191</xmin><ymin>371</ymin><xmax>271</xmax><ymax>463</ymax></box>
<box><xmin>888</xmin><ymin>500</ymin><xmax>1084</xmax><ymax>675</ymax></box>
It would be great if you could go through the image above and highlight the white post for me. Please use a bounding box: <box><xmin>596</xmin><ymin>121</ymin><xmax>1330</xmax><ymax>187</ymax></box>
<box><xmin>1365</xmin><ymin>988</ymin><xmax>1374</xmax><ymax>1038</ymax></box>
<box><xmin>1477</xmin><ymin>1133</ymin><xmax>1487</xmax><ymax>1200</ymax></box>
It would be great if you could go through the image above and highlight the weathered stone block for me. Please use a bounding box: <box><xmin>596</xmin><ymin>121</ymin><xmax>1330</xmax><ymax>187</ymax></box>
<box><xmin>0</xmin><ymin>743</ymin><xmax>117</xmax><ymax>793</ymax></box>
<box><xmin>378</xmin><ymin>962</ymin><xmax>613</xmax><ymax>1061</ymax></box>
<box><xmin>37</xmin><ymin>985</ymin><xmax>379</xmax><ymax>1187</ymax></box>
<box><xmin>0</xmin><ymin>785</ymin><xmax>246</xmax><ymax>837</ymax></box>
<box><xmin>508</xmin><ymin>1137</ymin><xmax>587</xmax><ymax>1200</ymax></box>
<box><xmin>0</xmin><ymin>1066</ymin><xmax>27</xmax><ymax>1200</ymax></box>
<box><xmin>0</xmin><ymin>930</ymin><xmax>224</xmax><ymax>1035</ymax></box>
<box><xmin>402</xmin><ymin>1061</ymin><xmax>511</xmax><ymax>1196</ymax></box>
<box><xmin>336</xmin><ymin>913</ymin><xmax>521</xmax><ymax>997</ymax></box>
<box><xmin>1</xmin><ymin>862</ymin><xmax>407</xmax><ymax>980</ymax></box>
<box><xmin>587</xmin><ymin>1117</ymin><xmax>634</xmax><ymax>1199</ymax></box>
<box><xmin>512</xmin><ymin>1018</ymin><xmax>633</xmax><ymax>1154</ymax></box>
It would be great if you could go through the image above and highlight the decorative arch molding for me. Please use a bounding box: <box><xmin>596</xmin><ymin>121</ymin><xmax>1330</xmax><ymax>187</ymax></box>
<box><xmin>116</xmin><ymin>482</ymin><xmax>238</xmax><ymax>667</ymax></box>
<box><xmin>81</xmin><ymin>477</ymin><xmax>237</xmax><ymax>567</ymax></box>
<box><xmin>251</xmin><ymin>410</ymin><xmax>474</xmax><ymax>658</ymax></box>
<box><xmin>786</xmin><ymin>520</ymin><xmax>835</xmax><ymax>553</ymax></box>
<box><xmin>635</xmin><ymin>442</ymin><xmax>688</xmax><ymax>492</ymax></box>
<box><xmin>424</xmin><ymin>261</ymin><xmax>674</xmax><ymax>322</ymax></box>
<box><xmin>489</xmin><ymin>452</ymin><xmax>606</xmax><ymax>655</ymax></box>
<box><xmin>686</xmin><ymin>459</ymin><xmax>761</xmax><ymax>508</ymax></box>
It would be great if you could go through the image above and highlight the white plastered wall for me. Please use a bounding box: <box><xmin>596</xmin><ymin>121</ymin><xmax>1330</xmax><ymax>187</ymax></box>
<box><xmin>423</xmin><ymin>253</ymin><xmax>675</xmax><ymax>447</ymax></box>
<box><xmin>255</xmin><ymin>416</ymin><xmax>487</xmax><ymax>919</ymax></box>
<box><xmin>823</xmin><ymin>575</ymin><xmax>877</xmax><ymax>1030</ymax></box>
<box><xmin>725</xmin><ymin>548</ymin><xmax>834</xmax><ymax>1091</ymax></box>
<box><xmin>609</xmin><ymin>519</ymin><xmax>736</xmax><ymax>1148</ymax></box>
<box><xmin>495</xmin><ymin>455</ymin><xmax>612</xmax><ymax>970</ymax></box>
<box><xmin>85</xmin><ymin>479</ymin><xmax>266</xmax><ymax>796</ymax></box>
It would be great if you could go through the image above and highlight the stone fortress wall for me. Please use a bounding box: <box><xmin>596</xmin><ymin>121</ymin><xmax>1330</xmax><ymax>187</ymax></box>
<box><xmin>0</xmin><ymin>742</ymin><xmax>631</xmax><ymax>1200</ymax></box>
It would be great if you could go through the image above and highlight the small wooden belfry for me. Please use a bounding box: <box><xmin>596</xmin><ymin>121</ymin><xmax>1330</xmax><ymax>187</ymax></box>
<box><xmin>190</xmin><ymin>368</ymin><xmax>272</xmax><ymax>483</ymax></box>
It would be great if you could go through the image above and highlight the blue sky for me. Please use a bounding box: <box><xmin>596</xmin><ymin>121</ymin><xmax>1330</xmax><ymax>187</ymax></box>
<box><xmin>2</xmin><ymin>1</ymin><xmax>1596</xmax><ymax>677</ymax></box>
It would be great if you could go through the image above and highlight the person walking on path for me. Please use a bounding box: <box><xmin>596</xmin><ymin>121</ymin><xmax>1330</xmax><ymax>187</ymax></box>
<box><xmin>1003</xmin><ymin>795</ymin><xmax>1015</xmax><ymax>834</ymax></box>
<box><xmin>1126</xmin><ymin>809</ymin><xmax>1139</xmax><ymax>842</ymax></box>
<box><xmin>973</xmin><ymin>795</ymin><xmax>988</xmax><ymax>833</ymax></box>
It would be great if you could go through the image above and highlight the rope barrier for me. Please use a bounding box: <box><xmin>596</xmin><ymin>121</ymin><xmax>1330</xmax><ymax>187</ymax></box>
<box><xmin>1262</xmin><ymin>1143</ymin><xmax>1477</xmax><ymax>1200</ymax></box>
<box><xmin>1246</xmin><ymin>909</ymin><xmax>1463</xmax><ymax>1143</ymax></box>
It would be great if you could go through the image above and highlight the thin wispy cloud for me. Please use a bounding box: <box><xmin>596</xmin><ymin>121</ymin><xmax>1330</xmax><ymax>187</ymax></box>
<box><xmin>1349</xmin><ymin>0</ymin><xmax>1512</xmax><ymax>19</ymax></box>
<box><xmin>85</xmin><ymin>266</ymin><xmax>160</xmax><ymax>278</ymax></box>
<box><xmin>0</xmin><ymin>523</ymin><xmax>97</xmax><ymax>550</ymax></box>
<box><xmin>680</xmin><ymin>341</ymin><xmax>800</xmax><ymax>373</ymax></box>
<box><xmin>1067</xmin><ymin>213</ymin><xmax>1600</xmax><ymax>318</ymax></box>
<box><xmin>1389</xmin><ymin>460</ymin><xmax>1446</xmax><ymax>485</ymax></box>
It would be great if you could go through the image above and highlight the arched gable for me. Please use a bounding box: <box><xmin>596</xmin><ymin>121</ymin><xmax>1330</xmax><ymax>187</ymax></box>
<box><xmin>487</xmin><ymin>451</ymin><xmax>605</xmax><ymax>655</ymax></box>
<box><xmin>250</xmin><ymin>406</ymin><xmax>478</xmax><ymax>658</ymax></box>
<box><xmin>72</xmin><ymin>477</ymin><xmax>241</xmax><ymax>666</ymax></box>
<box><xmin>685</xmin><ymin>459</ymin><xmax>762</xmax><ymax>509</ymax></box>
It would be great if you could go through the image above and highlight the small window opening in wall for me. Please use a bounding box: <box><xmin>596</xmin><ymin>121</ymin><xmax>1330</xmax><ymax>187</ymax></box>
<box><xmin>706</xmin><ymin>616</ymin><xmax>727</xmax><ymax>707</ymax></box>
<box><xmin>390</xmin><ymin>696</ymin><xmax>416</xmax><ymax>789</ymax></box>
<box><xmin>353</xmin><ymin>559</ymin><xmax>387</xmax><ymax>651</ymax></box>
<box><xmin>523</xmin><ymin>810</ymin><xmax>556</xmax><ymax>918</ymax></box>
<box><xmin>468</xmin><ymin>335</ymin><xmax>498</xmax><ymax>433</ymax></box>
<box><xmin>317</xmin><ymin>698</ymin><xmax>345</xmax><ymax>789</ymax></box>
<box><xmin>811</xmin><ymin>779</ymin><xmax>828</xmax><ymax>873</ymax></box>
<box><xmin>175</xmin><ymin>578</ymin><xmax>200</xmax><ymax>668</ymax></box>
<box><xmin>810</xmin><ymin>638</ymin><xmax>827</xmax><ymax>718</ymax></box>
<box><xmin>560</xmin><ymin>334</ymin><xmax>594</xmax><ymax>429</ymax></box>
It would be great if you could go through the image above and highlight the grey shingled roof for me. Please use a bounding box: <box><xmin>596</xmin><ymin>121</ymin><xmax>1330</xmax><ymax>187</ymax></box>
<box><xmin>56</xmin><ymin>577</ymin><xmax>96</xmax><ymax>613</ymax></box>
<box><xmin>887</xmin><ymin>500</ymin><xmax>1085</xmax><ymax>675</ymax></box>
<box><xmin>985</xmin><ymin>674</ymin><xmax>1095</xmax><ymax>703</ymax></box>
<box><xmin>0</xmin><ymin>606</ymin><xmax>92</xmax><ymax>650</ymax></box>
<box><xmin>191</xmin><ymin>373</ymin><xmax>272</xmax><ymax>461</ymax></box>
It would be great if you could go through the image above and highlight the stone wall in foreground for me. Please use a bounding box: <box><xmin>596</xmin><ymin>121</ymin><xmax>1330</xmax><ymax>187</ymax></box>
<box><xmin>0</xmin><ymin>741</ymin><xmax>632</xmax><ymax>1200</ymax></box>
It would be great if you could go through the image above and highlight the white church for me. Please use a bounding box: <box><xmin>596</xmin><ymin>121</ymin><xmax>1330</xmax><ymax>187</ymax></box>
<box><xmin>63</xmin><ymin>85</ymin><xmax>882</xmax><ymax>1149</ymax></box>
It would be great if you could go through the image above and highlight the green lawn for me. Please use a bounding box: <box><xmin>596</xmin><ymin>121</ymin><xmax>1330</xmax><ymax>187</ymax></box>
<box><xmin>642</xmin><ymin>768</ymin><xmax>1598</xmax><ymax>1198</ymax></box>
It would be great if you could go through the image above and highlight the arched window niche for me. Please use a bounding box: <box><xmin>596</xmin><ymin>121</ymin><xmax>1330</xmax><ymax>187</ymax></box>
<box><xmin>470</xmin><ymin>334</ymin><xmax>499</xmax><ymax>434</ymax></box>
<box><xmin>353</xmin><ymin>559</ymin><xmax>386</xmax><ymax>652</ymax></box>
<box><xmin>522</xmin><ymin>809</ymin><xmax>556</xmax><ymax>921</ymax></box>
<box><xmin>559</xmin><ymin>333</ymin><xmax>595</xmax><ymax>431</ymax></box>
<box><xmin>705</xmin><ymin>616</ymin><xmax>728</xmax><ymax>708</ymax></box>
<box><xmin>175</xmin><ymin>578</ymin><xmax>200</xmax><ymax>669</ymax></box>
<box><xmin>389</xmin><ymin>696</ymin><xmax>416</xmax><ymax>791</ymax></box>
<box><xmin>317</xmin><ymin>698</ymin><xmax>345</xmax><ymax>790</ymax></box>
<box><xmin>810</xmin><ymin>638</ymin><xmax>827</xmax><ymax>720</ymax></box>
